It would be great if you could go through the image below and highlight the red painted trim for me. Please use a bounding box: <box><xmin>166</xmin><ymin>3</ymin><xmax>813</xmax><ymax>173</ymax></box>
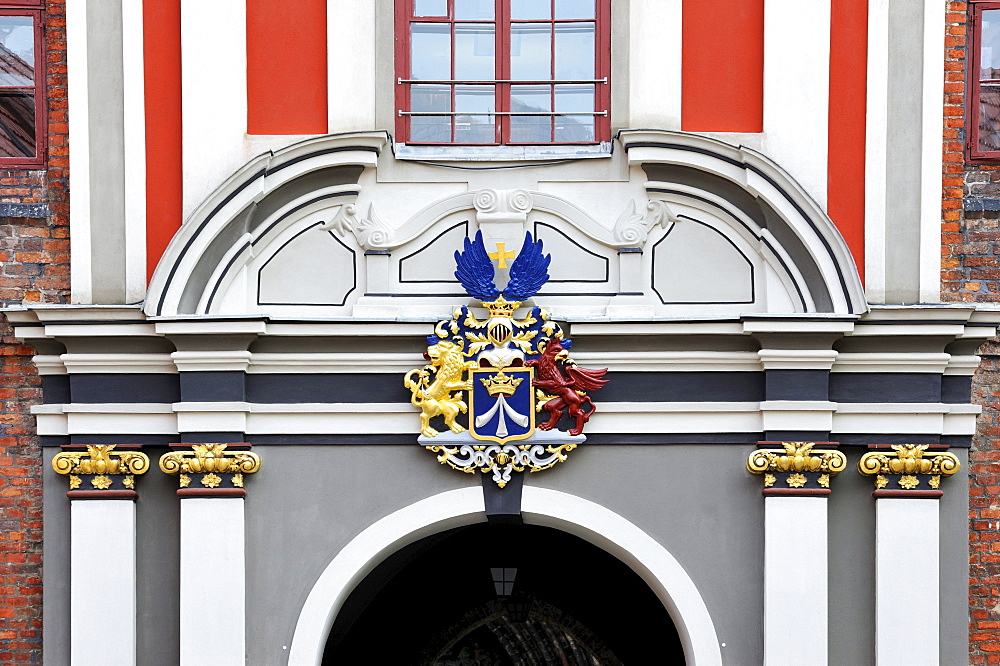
<box><xmin>246</xmin><ymin>0</ymin><xmax>328</xmax><ymax>135</ymax></box>
<box><xmin>67</xmin><ymin>490</ymin><xmax>138</xmax><ymax>500</ymax></box>
<box><xmin>872</xmin><ymin>489</ymin><xmax>944</xmax><ymax>499</ymax></box>
<box><xmin>827</xmin><ymin>0</ymin><xmax>868</xmax><ymax>284</ymax></box>
<box><xmin>681</xmin><ymin>0</ymin><xmax>763</xmax><ymax>132</ymax></box>
<box><xmin>0</xmin><ymin>8</ymin><xmax>45</xmax><ymax>167</ymax></box>
<box><xmin>177</xmin><ymin>488</ymin><xmax>247</xmax><ymax>498</ymax></box>
<box><xmin>968</xmin><ymin>2</ymin><xmax>1000</xmax><ymax>161</ymax></box>
<box><xmin>143</xmin><ymin>0</ymin><xmax>183</xmax><ymax>282</ymax></box>
<box><xmin>762</xmin><ymin>488</ymin><xmax>832</xmax><ymax>497</ymax></box>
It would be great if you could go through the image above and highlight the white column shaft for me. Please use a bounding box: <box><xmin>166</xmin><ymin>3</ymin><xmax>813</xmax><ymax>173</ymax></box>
<box><xmin>918</xmin><ymin>0</ymin><xmax>946</xmax><ymax>302</ymax></box>
<box><xmin>763</xmin><ymin>0</ymin><xmax>831</xmax><ymax>209</ymax></box>
<box><xmin>121</xmin><ymin>0</ymin><xmax>147</xmax><ymax>301</ymax></box>
<box><xmin>180</xmin><ymin>497</ymin><xmax>246</xmax><ymax>666</ymax></box>
<box><xmin>70</xmin><ymin>500</ymin><xmax>137</xmax><ymax>666</ymax></box>
<box><xmin>876</xmin><ymin>498</ymin><xmax>939</xmax><ymax>665</ymax></box>
<box><xmin>66</xmin><ymin>0</ymin><xmax>92</xmax><ymax>303</ymax></box>
<box><xmin>764</xmin><ymin>496</ymin><xmax>827</xmax><ymax>666</ymax></box>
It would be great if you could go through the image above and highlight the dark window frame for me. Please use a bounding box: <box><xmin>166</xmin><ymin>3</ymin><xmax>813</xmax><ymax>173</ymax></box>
<box><xmin>394</xmin><ymin>0</ymin><xmax>611</xmax><ymax>147</ymax></box>
<box><xmin>968</xmin><ymin>1</ymin><xmax>1000</xmax><ymax>161</ymax></box>
<box><xmin>0</xmin><ymin>2</ymin><xmax>45</xmax><ymax>168</ymax></box>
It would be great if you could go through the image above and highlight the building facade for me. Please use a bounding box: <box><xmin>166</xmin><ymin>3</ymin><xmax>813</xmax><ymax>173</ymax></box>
<box><xmin>1</xmin><ymin>0</ymin><xmax>999</xmax><ymax>664</ymax></box>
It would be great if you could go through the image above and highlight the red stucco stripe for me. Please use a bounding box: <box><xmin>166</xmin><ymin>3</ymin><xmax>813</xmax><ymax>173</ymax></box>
<box><xmin>828</xmin><ymin>0</ymin><xmax>868</xmax><ymax>284</ymax></box>
<box><xmin>681</xmin><ymin>0</ymin><xmax>764</xmax><ymax>132</ymax></box>
<box><xmin>143</xmin><ymin>0</ymin><xmax>183</xmax><ymax>282</ymax></box>
<box><xmin>246</xmin><ymin>0</ymin><xmax>328</xmax><ymax>135</ymax></box>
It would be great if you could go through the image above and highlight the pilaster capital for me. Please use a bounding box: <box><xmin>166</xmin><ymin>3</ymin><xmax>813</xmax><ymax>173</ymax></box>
<box><xmin>52</xmin><ymin>445</ymin><xmax>150</xmax><ymax>499</ymax></box>
<box><xmin>159</xmin><ymin>444</ymin><xmax>261</xmax><ymax>497</ymax></box>
<box><xmin>858</xmin><ymin>445</ymin><xmax>960</xmax><ymax>498</ymax></box>
<box><xmin>747</xmin><ymin>441</ymin><xmax>847</xmax><ymax>495</ymax></box>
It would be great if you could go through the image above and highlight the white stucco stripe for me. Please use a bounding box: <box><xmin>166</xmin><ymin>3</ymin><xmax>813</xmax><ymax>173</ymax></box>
<box><xmin>121</xmin><ymin>0</ymin><xmax>146</xmax><ymax>300</ymax></box>
<box><xmin>628</xmin><ymin>0</ymin><xmax>682</xmax><ymax>128</ymax></box>
<box><xmin>66</xmin><ymin>0</ymin><xmax>92</xmax><ymax>303</ymax></box>
<box><xmin>327</xmin><ymin>0</ymin><xmax>375</xmax><ymax>132</ymax></box>
<box><xmin>919</xmin><ymin>0</ymin><xmax>946</xmax><ymax>302</ymax></box>
<box><xmin>762</xmin><ymin>0</ymin><xmax>831</xmax><ymax>209</ymax></box>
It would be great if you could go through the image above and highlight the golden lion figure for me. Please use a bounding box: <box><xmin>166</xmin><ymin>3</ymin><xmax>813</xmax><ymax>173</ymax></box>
<box><xmin>404</xmin><ymin>340</ymin><xmax>476</xmax><ymax>437</ymax></box>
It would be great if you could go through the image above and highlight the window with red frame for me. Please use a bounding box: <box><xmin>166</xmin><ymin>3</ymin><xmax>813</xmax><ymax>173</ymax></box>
<box><xmin>0</xmin><ymin>3</ymin><xmax>44</xmax><ymax>166</ymax></box>
<box><xmin>395</xmin><ymin>0</ymin><xmax>610</xmax><ymax>146</ymax></box>
<box><xmin>970</xmin><ymin>1</ymin><xmax>1000</xmax><ymax>160</ymax></box>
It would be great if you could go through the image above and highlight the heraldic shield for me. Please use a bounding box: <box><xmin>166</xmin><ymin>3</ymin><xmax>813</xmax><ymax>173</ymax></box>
<box><xmin>470</xmin><ymin>367</ymin><xmax>535</xmax><ymax>444</ymax></box>
<box><xmin>405</xmin><ymin>230</ymin><xmax>608</xmax><ymax>487</ymax></box>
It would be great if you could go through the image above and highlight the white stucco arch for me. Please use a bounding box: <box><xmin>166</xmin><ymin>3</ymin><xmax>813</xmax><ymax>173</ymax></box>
<box><xmin>288</xmin><ymin>486</ymin><xmax>723</xmax><ymax>665</ymax></box>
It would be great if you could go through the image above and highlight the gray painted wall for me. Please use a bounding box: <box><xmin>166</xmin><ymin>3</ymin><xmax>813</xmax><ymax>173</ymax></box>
<box><xmin>85</xmin><ymin>0</ymin><xmax>127</xmax><ymax>303</ymax></box>
<box><xmin>884</xmin><ymin>0</ymin><xmax>926</xmax><ymax>303</ymax></box>
<box><xmin>42</xmin><ymin>443</ymin><xmax>969</xmax><ymax>664</ymax></box>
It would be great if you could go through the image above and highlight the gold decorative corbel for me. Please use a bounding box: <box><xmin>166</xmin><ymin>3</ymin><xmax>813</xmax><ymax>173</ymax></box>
<box><xmin>747</xmin><ymin>442</ymin><xmax>847</xmax><ymax>492</ymax></box>
<box><xmin>857</xmin><ymin>445</ymin><xmax>959</xmax><ymax>493</ymax></box>
<box><xmin>51</xmin><ymin>445</ymin><xmax>150</xmax><ymax>492</ymax></box>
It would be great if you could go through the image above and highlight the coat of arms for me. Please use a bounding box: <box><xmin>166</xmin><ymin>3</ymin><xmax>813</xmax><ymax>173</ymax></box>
<box><xmin>404</xmin><ymin>231</ymin><xmax>608</xmax><ymax>487</ymax></box>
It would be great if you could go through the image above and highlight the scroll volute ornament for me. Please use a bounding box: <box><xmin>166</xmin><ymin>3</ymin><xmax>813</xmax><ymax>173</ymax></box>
<box><xmin>159</xmin><ymin>444</ymin><xmax>261</xmax><ymax>475</ymax></box>
<box><xmin>858</xmin><ymin>445</ymin><xmax>959</xmax><ymax>492</ymax></box>
<box><xmin>747</xmin><ymin>442</ymin><xmax>847</xmax><ymax>492</ymax></box>
<box><xmin>52</xmin><ymin>445</ymin><xmax>150</xmax><ymax>476</ymax></box>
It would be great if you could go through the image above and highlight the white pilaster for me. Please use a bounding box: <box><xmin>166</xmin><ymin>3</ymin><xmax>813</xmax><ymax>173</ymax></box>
<box><xmin>875</xmin><ymin>498</ymin><xmax>939</xmax><ymax>665</ymax></box>
<box><xmin>70</xmin><ymin>500</ymin><xmax>137</xmax><ymax>666</ymax></box>
<box><xmin>628</xmin><ymin>0</ymin><xmax>681</xmax><ymax>129</ymax></box>
<box><xmin>180</xmin><ymin>497</ymin><xmax>246</xmax><ymax>666</ymax></box>
<box><xmin>762</xmin><ymin>0</ymin><xmax>831</xmax><ymax>209</ymax></box>
<box><xmin>764</xmin><ymin>496</ymin><xmax>828</xmax><ymax>666</ymax></box>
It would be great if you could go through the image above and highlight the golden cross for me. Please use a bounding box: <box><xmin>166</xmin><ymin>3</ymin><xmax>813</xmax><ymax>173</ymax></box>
<box><xmin>488</xmin><ymin>242</ymin><xmax>516</xmax><ymax>269</ymax></box>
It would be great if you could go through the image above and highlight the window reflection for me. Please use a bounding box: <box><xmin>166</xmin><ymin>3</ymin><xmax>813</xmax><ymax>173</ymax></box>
<box><xmin>981</xmin><ymin>11</ymin><xmax>1000</xmax><ymax>153</ymax></box>
<box><xmin>0</xmin><ymin>15</ymin><xmax>33</xmax><ymax>158</ymax></box>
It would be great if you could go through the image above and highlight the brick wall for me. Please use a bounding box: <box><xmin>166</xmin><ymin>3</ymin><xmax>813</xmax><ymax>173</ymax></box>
<box><xmin>944</xmin><ymin>1</ymin><xmax>1000</xmax><ymax>663</ymax></box>
<box><xmin>0</xmin><ymin>0</ymin><xmax>69</xmax><ymax>661</ymax></box>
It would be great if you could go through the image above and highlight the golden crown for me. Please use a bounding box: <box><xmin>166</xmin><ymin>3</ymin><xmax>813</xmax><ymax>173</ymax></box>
<box><xmin>482</xmin><ymin>295</ymin><xmax>522</xmax><ymax>318</ymax></box>
<box><xmin>480</xmin><ymin>370</ymin><xmax>523</xmax><ymax>396</ymax></box>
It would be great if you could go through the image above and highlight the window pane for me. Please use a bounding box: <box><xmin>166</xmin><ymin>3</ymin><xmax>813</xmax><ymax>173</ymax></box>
<box><xmin>454</xmin><ymin>85</ymin><xmax>495</xmax><ymax>143</ymax></box>
<box><xmin>454</xmin><ymin>0</ymin><xmax>494</xmax><ymax>20</ymax></box>
<box><xmin>554</xmin><ymin>83</ymin><xmax>594</xmax><ymax>142</ymax></box>
<box><xmin>555</xmin><ymin>0</ymin><xmax>595</xmax><ymax>19</ymax></box>
<box><xmin>510</xmin><ymin>84</ymin><xmax>551</xmax><ymax>142</ymax></box>
<box><xmin>455</xmin><ymin>23</ymin><xmax>495</xmax><ymax>80</ymax></box>
<box><xmin>511</xmin><ymin>0</ymin><xmax>551</xmax><ymax>20</ymax></box>
<box><xmin>980</xmin><ymin>83</ymin><xmax>1000</xmax><ymax>153</ymax></box>
<box><xmin>554</xmin><ymin>22</ymin><xmax>594</xmax><ymax>79</ymax></box>
<box><xmin>410</xmin><ymin>84</ymin><xmax>451</xmax><ymax>142</ymax></box>
<box><xmin>0</xmin><ymin>16</ymin><xmax>33</xmax><ymax>87</ymax></box>
<box><xmin>0</xmin><ymin>90</ymin><xmax>34</xmax><ymax>157</ymax></box>
<box><xmin>511</xmin><ymin>23</ymin><xmax>551</xmax><ymax>80</ymax></box>
<box><xmin>411</xmin><ymin>23</ymin><xmax>451</xmax><ymax>80</ymax></box>
<box><xmin>414</xmin><ymin>0</ymin><xmax>447</xmax><ymax>17</ymax></box>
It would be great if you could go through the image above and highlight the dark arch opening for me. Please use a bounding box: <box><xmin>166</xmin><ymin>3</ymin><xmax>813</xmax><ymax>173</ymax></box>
<box><xmin>323</xmin><ymin>523</ymin><xmax>685</xmax><ymax>665</ymax></box>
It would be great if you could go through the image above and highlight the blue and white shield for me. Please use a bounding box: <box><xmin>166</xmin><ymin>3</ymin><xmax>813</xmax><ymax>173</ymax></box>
<box><xmin>469</xmin><ymin>367</ymin><xmax>535</xmax><ymax>444</ymax></box>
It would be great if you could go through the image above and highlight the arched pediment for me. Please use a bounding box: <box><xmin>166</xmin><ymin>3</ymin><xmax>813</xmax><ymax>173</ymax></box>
<box><xmin>145</xmin><ymin>130</ymin><xmax>866</xmax><ymax>319</ymax></box>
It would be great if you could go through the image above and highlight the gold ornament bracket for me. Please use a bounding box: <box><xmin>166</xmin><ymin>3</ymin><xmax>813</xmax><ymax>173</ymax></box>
<box><xmin>159</xmin><ymin>444</ymin><xmax>261</xmax><ymax>496</ymax></box>
<box><xmin>858</xmin><ymin>445</ymin><xmax>959</xmax><ymax>496</ymax></box>
<box><xmin>747</xmin><ymin>442</ymin><xmax>847</xmax><ymax>495</ymax></box>
<box><xmin>52</xmin><ymin>445</ymin><xmax>150</xmax><ymax>497</ymax></box>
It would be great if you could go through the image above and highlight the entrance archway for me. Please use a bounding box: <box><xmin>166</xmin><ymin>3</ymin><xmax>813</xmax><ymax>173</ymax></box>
<box><xmin>324</xmin><ymin>523</ymin><xmax>683</xmax><ymax>664</ymax></box>
<box><xmin>288</xmin><ymin>487</ymin><xmax>722</xmax><ymax>665</ymax></box>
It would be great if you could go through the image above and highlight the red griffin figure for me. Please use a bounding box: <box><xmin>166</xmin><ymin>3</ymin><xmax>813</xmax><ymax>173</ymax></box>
<box><xmin>526</xmin><ymin>336</ymin><xmax>608</xmax><ymax>436</ymax></box>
